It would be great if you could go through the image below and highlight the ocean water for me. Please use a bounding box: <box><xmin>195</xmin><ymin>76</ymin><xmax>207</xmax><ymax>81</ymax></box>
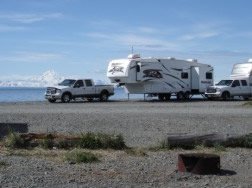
<box><xmin>0</xmin><ymin>87</ymin><xmax>145</xmax><ymax>102</ymax></box>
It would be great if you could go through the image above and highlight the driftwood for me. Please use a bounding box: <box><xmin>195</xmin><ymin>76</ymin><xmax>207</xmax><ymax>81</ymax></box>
<box><xmin>0</xmin><ymin>123</ymin><xmax>28</xmax><ymax>139</ymax></box>
<box><xmin>166</xmin><ymin>133</ymin><xmax>252</xmax><ymax>149</ymax></box>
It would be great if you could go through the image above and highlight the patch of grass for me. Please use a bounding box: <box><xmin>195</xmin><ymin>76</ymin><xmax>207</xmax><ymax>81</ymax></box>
<box><xmin>125</xmin><ymin>148</ymin><xmax>148</xmax><ymax>157</ymax></box>
<box><xmin>4</xmin><ymin>132</ymin><xmax>25</xmax><ymax>149</ymax></box>
<box><xmin>213</xmin><ymin>143</ymin><xmax>227</xmax><ymax>152</ymax></box>
<box><xmin>79</xmin><ymin>133</ymin><xmax>126</xmax><ymax>150</ymax></box>
<box><xmin>243</xmin><ymin>101</ymin><xmax>252</xmax><ymax>107</ymax></box>
<box><xmin>39</xmin><ymin>134</ymin><xmax>54</xmax><ymax>149</ymax></box>
<box><xmin>64</xmin><ymin>149</ymin><xmax>99</xmax><ymax>164</ymax></box>
<box><xmin>0</xmin><ymin>161</ymin><xmax>8</xmax><ymax>168</ymax></box>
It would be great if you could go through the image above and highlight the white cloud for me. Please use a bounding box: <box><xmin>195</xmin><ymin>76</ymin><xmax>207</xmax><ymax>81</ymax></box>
<box><xmin>0</xmin><ymin>13</ymin><xmax>63</xmax><ymax>24</ymax></box>
<box><xmin>0</xmin><ymin>24</ymin><xmax>27</xmax><ymax>32</ymax></box>
<box><xmin>0</xmin><ymin>52</ymin><xmax>64</xmax><ymax>63</ymax></box>
<box><xmin>180</xmin><ymin>31</ymin><xmax>220</xmax><ymax>41</ymax></box>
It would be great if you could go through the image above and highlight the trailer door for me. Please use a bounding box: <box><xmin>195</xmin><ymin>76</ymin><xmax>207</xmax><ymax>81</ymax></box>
<box><xmin>191</xmin><ymin>66</ymin><xmax>200</xmax><ymax>93</ymax></box>
<box><xmin>136</xmin><ymin>61</ymin><xmax>142</xmax><ymax>81</ymax></box>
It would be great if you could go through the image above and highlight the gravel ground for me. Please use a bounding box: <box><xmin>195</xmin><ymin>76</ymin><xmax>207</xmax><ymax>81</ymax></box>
<box><xmin>0</xmin><ymin>100</ymin><xmax>251</xmax><ymax>187</ymax></box>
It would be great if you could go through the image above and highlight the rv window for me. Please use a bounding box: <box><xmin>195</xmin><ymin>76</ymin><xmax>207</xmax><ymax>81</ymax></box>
<box><xmin>181</xmin><ymin>72</ymin><xmax>188</xmax><ymax>79</ymax></box>
<box><xmin>206</xmin><ymin>72</ymin><xmax>212</xmax><ymax>79</ymax></box>
<box><xmin>241</xmin><ymin>80</ymin><xmax>247</xmax><ymax>86</ymax></box>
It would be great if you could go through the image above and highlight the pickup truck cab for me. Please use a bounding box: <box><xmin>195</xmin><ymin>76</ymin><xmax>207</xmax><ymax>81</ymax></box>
<box><xmin>45</xmin><ymin>79</ymin><xmax>114</xmax><ymax>103</ymax></box>
<box><xmin>205</xmin><ymin>79</ymin><xmax>251</xmax><ymax>100</ymax></box>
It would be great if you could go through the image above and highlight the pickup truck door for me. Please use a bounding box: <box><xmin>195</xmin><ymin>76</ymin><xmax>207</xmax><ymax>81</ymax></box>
<box><xmin>72</xmin><ymin>80</ymin><xmax>85</xmax><ymax>96</ymax></box>
<box><xmin>230</xmin><ymin>80</ymin><xmax>242</xmax><ymax>96</ymax></box>
<box><xmin>240</xmin><ymin>80</ymin><xmax>250</xmax><ymax>96</ymax></box>
<box><xmin>84</xmin><ymin>79</ymin><xmax>95</xmax><ymax>95</ymax></box>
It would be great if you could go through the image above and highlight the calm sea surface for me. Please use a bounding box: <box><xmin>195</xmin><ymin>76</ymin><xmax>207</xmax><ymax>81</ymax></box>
<box><xmin>0</xmin><ymin>87</ymin><xmax>145</xmax><ymax>102</ymax></box>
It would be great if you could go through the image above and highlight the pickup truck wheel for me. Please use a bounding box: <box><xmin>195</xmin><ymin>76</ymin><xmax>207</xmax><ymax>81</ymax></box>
<box><xmin>221</xmin><ymin>91</ymin><xmax>230</xmax><ymax>101</ymax></box>
<box><xmin>100</xmin><ymin>92</ymin><xmax>108</xmax><ymax>102</ymax></box>
<box><xmin>61</xmin><ymin>93</ymin><xmax>71</xmax><ymax>103</ymax></box>
<box><xmin>48</xmin><ymin>99</ymin><xmax>56</xmax><ymax>103</ymax></box>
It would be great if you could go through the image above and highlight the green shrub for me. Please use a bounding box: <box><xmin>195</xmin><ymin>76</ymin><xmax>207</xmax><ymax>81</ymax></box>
<box><xmin>242</xmin><ymin>134</ymin><xmax>252</xmax><ymax>148</ymax></box>
<box><xmin>39</xmin><ymin>134</ymin><xmax>54</xmax><ymax>149</ymax></box>
<box><xmin>0</xmin><ymin>161</ymin><xmax>8</xmax><ymax>168</ymax></box>
<box><xmin>65</xmin><ymin>149</ymin><xmax>98</xmax><ymax>164</ymax></box>
<box><xmin>213</xmin><ymin>143</ymin><xmax>226</xmax><ymax>152</ymax></box>
<box><xmin>4</xmin><ymin>132</ymin><xmax>25</xmax><ymax>149</ymax></box>
<box><xmin>243</xmin><ymin>101</ymin><xmax>252</xmax><ymax>107</ymax></box>
<box><xmin>79</xmin><ymin>132</ymin><xmax>126</xmax><ymax>149</ymax></box>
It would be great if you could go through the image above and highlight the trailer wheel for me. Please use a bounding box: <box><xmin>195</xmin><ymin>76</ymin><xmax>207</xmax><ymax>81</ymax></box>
<box><xmin>158</xmin><ymin>94</ymin><xmax>171</xmax><ymax>101</ymax></box>
<box><xmin>100</xmin><ymin>91</ymin><xmax>108</xmax><ymax>102</ymax></box>
<box><xmin>61</xmin><ymin>93</ymin><xmax>71</xmax><ymax>103</ymax></box>
<box><xmin>176</xmin><ymin>92</ymin><xmax>184</xmax><ymax>101</ymax></box>
<box><xmin>221</xmin><ymin>91</ymin><xmax>230</xmax><ymax>101</ymax></box>
<box><xmin>184</xmin><ymin>91</ymin><xmax>191</xmax><ymax>100</ymax></box>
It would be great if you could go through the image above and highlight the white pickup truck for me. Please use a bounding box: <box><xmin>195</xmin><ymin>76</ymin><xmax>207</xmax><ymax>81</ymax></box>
<box><xmin>205</xmin><ymin>60</ymin><xmax>252</xmax><ymax>100</ymax></box>
<box><xmin>45</xmin><ymin>79</ymin><xmax>114</xmax><ymax>103</ymax></box>
<box><xmin>205</xmin><ymin>79</ymin><xmax>252</xmax><ymax>100</ymax></box>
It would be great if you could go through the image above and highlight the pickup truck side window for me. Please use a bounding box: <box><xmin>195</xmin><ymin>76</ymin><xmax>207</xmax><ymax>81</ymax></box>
<box><xmin>241</xmin><ymin>80</ymin><xmax>247</xmax><ymax>86</ymax></box>
<box><xmin>85</xmin><ymin>80</ymin><xmax>93</xmax><ymax>87</ymax></box>
<box><xmin>74</xmin><ymin>80</ymin><xmax>84</xmax><ymax>88</ymax></box>
<box><xmin>232</xmin><ymin>80</ymin><xmax>240</xmax><ymax>87</ymax></box>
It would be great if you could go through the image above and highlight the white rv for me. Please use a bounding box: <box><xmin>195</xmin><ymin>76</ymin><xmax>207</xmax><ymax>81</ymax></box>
<box><xmin>107</xmin><ymin>54</ymin><xmax>214</xmax><ymax>100</ymax></box>
<box><xmin>205</xmin><ymin>59</ymin><xmax>252</xmax><ymax>100</ymax></box>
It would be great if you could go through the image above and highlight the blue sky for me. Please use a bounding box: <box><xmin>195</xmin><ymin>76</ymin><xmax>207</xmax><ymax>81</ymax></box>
<box><xmin>0</xmin><ymin>0</ymin><xmax>252</xmax><ymax>82</ymax></box>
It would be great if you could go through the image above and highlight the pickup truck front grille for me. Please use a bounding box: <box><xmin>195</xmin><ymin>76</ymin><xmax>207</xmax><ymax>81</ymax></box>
<box><xmin>46</xmin><ymin>87</ymin><xmax>56</xmax><ymax>95</ymax></box>
<box><xmin>206</xmin><ymin>88</ymin><xmax>216</xmax><ymax>93</ymax></box>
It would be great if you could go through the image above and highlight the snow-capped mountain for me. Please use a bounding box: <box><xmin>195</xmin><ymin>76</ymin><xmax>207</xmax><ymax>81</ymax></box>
<box><xmin>0</xmin><ymin>70</ymin><xmax>109</xmax><ymax>87</ymax></box>
<box><xmin>0</xmin><ymin>70</ymin><xmax>64</xmax><ymax>87</ymax></box>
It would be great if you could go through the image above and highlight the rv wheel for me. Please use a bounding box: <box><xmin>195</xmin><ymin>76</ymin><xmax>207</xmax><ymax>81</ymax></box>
<box><xmin>176</xmin><ymin>92</ymin><xmax>184</xmax><ymax>101</ymax></box>
<box><xmin>158</xmin><ymin>94</ymin><xmax>170</xmax><ymax>101</ymax></box>
<box><xmin>184</xmin><ymin>92</ymin><xmax>190</xmax><ymax>100</ymax></box>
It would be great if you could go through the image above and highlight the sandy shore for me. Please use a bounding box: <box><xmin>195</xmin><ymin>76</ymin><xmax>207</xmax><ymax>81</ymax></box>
<box><xmin>0</xmin><ymin>100</ymin><xmax>251</xmax><ymax>187</ymax></box>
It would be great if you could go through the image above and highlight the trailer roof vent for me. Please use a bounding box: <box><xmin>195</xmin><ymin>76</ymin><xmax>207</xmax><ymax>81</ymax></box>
<box><xmin>167</xmin><ymin>57</ymin><xmax>176</xmax><ymax>60</ymax></box>
<box><xmin>128</xmin><ymin>54</ymin><xmax>140</xmax><ymax>59</ymax></box>
<box><xmin>248</xmin><ymin>58</ymin><xmax>252</xmax><ymax>62</ymax></box>
<box><xmin>187</xmin><ymin>59</ymin><xmax>198</xmax><ymax>62</ymax></box>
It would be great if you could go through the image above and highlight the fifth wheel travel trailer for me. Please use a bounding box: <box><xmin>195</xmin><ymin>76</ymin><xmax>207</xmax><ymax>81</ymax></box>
<box><xmin>107</xmin><ymin>54</ymin><xmax>214</xmax><ymax>100</ymax></box>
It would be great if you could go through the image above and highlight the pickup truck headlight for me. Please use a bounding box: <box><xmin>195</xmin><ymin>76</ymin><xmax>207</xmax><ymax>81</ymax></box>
<box><xmin>216</xmin><ymin>88</ymin><xmax>221</xmax><ymax>92</ymax></box>
<box><xmin>56</xmin><ymin>89</ymin><xmax>61</xmax><ymax>94</ymax></box>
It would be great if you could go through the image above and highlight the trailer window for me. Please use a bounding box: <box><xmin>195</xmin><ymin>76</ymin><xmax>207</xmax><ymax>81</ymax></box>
<box><xmin>206</xmin><ymin>72</ymin><xmax>212</xmax><ymax>79</ymax></box>
<box><xmin>181</xmin><ymin>72</ymin><xmax>188</xmax><ymax>79</ymax></box>
<box><xmin>241</xmin><ymin>80</ymin><xmax>247</xmax><ymax>86</ymax></box>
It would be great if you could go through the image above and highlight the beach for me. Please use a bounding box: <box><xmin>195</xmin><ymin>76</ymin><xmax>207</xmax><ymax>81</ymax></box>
<box><xmin>0</xmin><ymin>100</ymin><xmax>251</xmax><ymax>187</ymax></box>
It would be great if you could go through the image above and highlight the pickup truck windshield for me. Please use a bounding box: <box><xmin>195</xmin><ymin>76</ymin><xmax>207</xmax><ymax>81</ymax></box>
<box><xmin>58</xmin><ymin>79</ymin><xmax>76</xmax><ymax>86</ymax></box>
<box><xmin>216</xmin><ymin>80</ymin><xmax>233</xmax><ymax>86</ymax></box>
